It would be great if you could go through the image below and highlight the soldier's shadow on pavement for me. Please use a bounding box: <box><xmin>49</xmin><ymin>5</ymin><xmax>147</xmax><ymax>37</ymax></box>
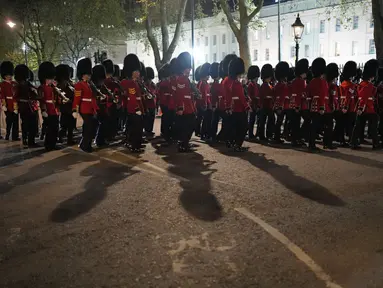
<box><xmin>0</xmin><ymin>151</ymin><xmax>94</xmax><ymax>195</ymax></box>
<box><xmin>152</xmin><ymin>142</ymin><xmax>222</xmax><ymax>221</ymax></box>
<box><xmin>217</xmin><ymin>147</ymin><xmax>345</xmax><ymax>207</ymax></box>
<box><xmin>0</xmin><ymin>146</ymin><xmax>46</xmax><ymax>168</ymax></box>
<box><xmin>50</xmin><ymin>160</ymin><xmax>136</xmax><ymax>223</ymax></box>
<box><xmin>315</xmin><ymin>150</ymin><xmax>383</xmax><ymax>169</ymax></box>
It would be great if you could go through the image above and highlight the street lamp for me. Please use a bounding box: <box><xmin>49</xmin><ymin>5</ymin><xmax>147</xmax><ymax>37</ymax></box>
<box><xmin>292</xmin><ymin>14</ymin><xmax>304</xmax><ymax>67</ymax></box>
<box><xmin>6</xmin><ymin>20</ymin><xmax>16</xmax><ymax>28</ymax></box>
<box><xmin>5</xmin><ymin>18</ymin><xmax>28</xmax><ymax>66</ymax></box>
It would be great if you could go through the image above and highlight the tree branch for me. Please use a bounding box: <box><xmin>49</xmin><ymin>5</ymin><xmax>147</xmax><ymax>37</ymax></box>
<box><xmin>219</xmin><ymin>0</ymin><xmax>240</xmax><ymax>37</ymax></box>
<box><xmin>247</xmin><ymin>0</ymin><xmax>264</xmax><ymax>23</ymax></box>
<box><xmin>145</xmin><ymin>14</ymin><xmax>162</xmax><ymax>68</ymax></box>
<box><xmin>160</xmin><ymin>0</ymin><xmax>169</xmax><ymax>52</ymax></box>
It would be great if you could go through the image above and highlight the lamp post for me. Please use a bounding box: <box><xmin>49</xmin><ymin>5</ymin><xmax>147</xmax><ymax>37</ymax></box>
<box><xmin>191</xmin><ymin>0</ymin><xmax>195</xmax><ymax>80</ymax></box>
<box><xmin>291</xmin><ymin>14</ymin><xmax>304</xmax><ymax>67</ymax></box>
<box><xmin>6</xmin><ymin>18</ymin><xmax>28</xmax><ymax>66</ymax></box>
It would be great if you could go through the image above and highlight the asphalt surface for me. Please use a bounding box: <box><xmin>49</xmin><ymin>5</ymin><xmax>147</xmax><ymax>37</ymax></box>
<box><xmin>1</xmin><ymin>119</ymin><xmax>383</xmax><ymax>288</ymax></box>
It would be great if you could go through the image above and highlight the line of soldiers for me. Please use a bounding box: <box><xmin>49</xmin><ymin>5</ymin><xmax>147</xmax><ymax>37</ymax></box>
<box><xmin>1</xmin><ymin>52</ymin><xmax>382</xmax><ymax>154</ymax></box>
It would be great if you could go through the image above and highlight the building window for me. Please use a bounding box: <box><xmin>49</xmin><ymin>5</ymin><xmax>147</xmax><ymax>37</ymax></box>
<box><xmin>320</xmin><ymin>20</ymin><xmax>325</xmax><ymax>33</ymax></box>
<box><xmin>205</xmin><ymin>36</ymin><xmax>208</xmax><ymax>46</ymax></box>
<box><xmin>352</xmin><ymin>16</ymin><xmax>359</xmax><ymax>30</ymax></box>
<box><xmin>290</xmin><ymin>46</ymin><xmax>295</xmax><ymax>58</ymax></box>
<box><xmin>265</xmin><ymin>48</ymin><xmax>270</xmax><ymax>61</ymax></box>
<box><xmin>304</xmin><ymin>45</ymin><xmax>309</xmax><ymax>57</ymax></box>
<box><xmin>369</xmin><ymin>39</ymin><xmax>376</xmax><ymax>54</ymax></box>
<box><xmin>370</xmin><ymin>17</ymin><xmax>374</xmax><ymax>28</ymax></box>
<box><xmin>253</xmin><ymin>49</ymin><xmax>258</xmax><ymax>61</ymax></box>
<box><xmin>305</xmin><ymin>22</ymin><xmax>311</xmax><ymax>35</ymax></box>
<box><xmin>254</xmin><ymin>30</ymin><xmax>259</xmax><ymax>40</ymax></box>
<box><xmin>197</xmin><ymin>38</ymin><xmax>200</xmax><ymax>47</ymax></box>
<box><xmin>222</xmin><ymin>52</ymin><xmax>226</xmax><ymax>59</ymax></box>
<box><xmin>320</xmin><ymin>44</ymin><xmax>324</xmax><ymax>57</ymax></box>
<box><xmin>335</xmin><ymin>42</ymin><xmax>340</xmax><ymax>56</ymax></box>
<box><xmin>232</xmin><ymin>33</ymin><xmax>235</xmax><ymax>43</ymax></box>
<box><xmin>335</xmin><ymin>18</ymin><xmax>341</xmax><ymax>32</ymax></box>
<box><xmin>352</xmin><ymin>41</ymin><xmax>358</xmax><ymax>56</ymax></box>
<box><xmin>205</xmin><ymin>54</ymin><xmax>208</xmax><ymax>62</ymax></box>
<box><xmin>213</xmin><ymin>35</ymin><xmax>217</xmax><ymax>46</ymax></box>
<box><xmin>222</xmin><ymin>34</ymin><xmax>226</xmax><ymax>44</ymax></box>
<box><xmin>213</xmin><ymin>53</ymin><xmax>217</xmax><ymax>62</ymax></box>
<box><xmin>266</xmin><ymin>28</ymin><xmax>270</xmax><ymax>39</ymax></box>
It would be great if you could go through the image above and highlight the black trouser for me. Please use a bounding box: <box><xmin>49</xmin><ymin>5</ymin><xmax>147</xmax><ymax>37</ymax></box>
<box><xmin>333</xmin><ymin>110</ymin><xmax>347</xmax><ymax>144</ymax></box>
<box><xmin>95</xmin><ymin>109</ymin><xmax>108</xmax><ymax>146</ymax></box>
<box><xmin>233</xmin><ymin>111</ymin><xmax>248</xmax><ymax>147</ymax></box>
<box><xmin>309</xmin><ymin>112</ymin><xmax>321</xmax><ymax>148</ymax></box>
<box><xmin>127</xmin><ymin>113</ymin><xmax>143</xmax><ymax>149</ymax></box>
<box><xmin>217</xmin><ymin>111</ymin><xmax>229</xmax><ymax>141</ymax></box>
<box><xmin>284</xmin><ymin>109</ymin><xmax>294</xmax><ymax>139</ymax></box>
<box><xmin>108</xmin><ymin>104</ymin><xmax>119</xmax><ymax>140</ymax></box>
<box><xmin>119</xmin><ymin>108</ymin><xmax>127</xmax><ymax>132</ymax></box>
<box><xmin>248</xmin><ymin>108</ymin><xmax>259</xmax><ymax>138</ymax></box>
<box><xmin>352</xmin><ymin>113</ymin><xmax>379</xmax><ymax>147</ymax></box>
<box><xmin>274</xmin><ymin>109</ymin><xmax>286</xmax><ymax>141</ymax></box>
<box><xmin>347</xmin><ymin>112</ymin><xmax>356</xmax><ymax>139</ymax></box>
<box><xmin>80</xmin><ymin>113</ymin><xmax>95</xmax><ymax>151</ymax></box>
<box><xmin>290</xmin><ymin>109</ymin><xmax>302</xmax><ymax>144</ymax></box>
<box><xmin>163</xmin><ymin>109</ymin><xmax>175</xmax><ymax>142</ymax></box>
<box><xmin>201</xmin><ymin>109</ymin><xmax>213</xmax><ymax>138</ymax></box>
<box><xmin>379</xmin><ymin>112</ymin><xmax>383</xmax><ymax>138</ymax></box>
<box><xmin>258</xmin><ymin>108</ymin><xmax>274</xmax><ymax>139</ymax></box>
<box><xmin>59</xmin><ymin>112</ymin><xmax>75</xmax><ymax>143</ymax></box>
<box><xmin>20</xmin><ymin>112</ymin><xmax>37</xmax><ymax>146</ymax></box>
<box><xmin>178</xmin><ymin>113</ymin><xmax>196</xmax><ymax>148</ymax></box>
<box><xmin>195</xmin><ymin>106</ymin><xmax>205</xmax><ymax>135</ymax></box>
<box><xmin>359</xmin><ymin>113</ymin><xmax>367</xmax><ymax>142</ymax></box>
<box><xmin>301</xmin><ymin>110</ymin><xmax>311</xmax><ymax>142</ymax></box>
<box><xmin>5</xmin><ymin>111</ymin><xmax>19</xmax><ymax>140</ymax></box>
<box><xmin>322</xmin><ymin>113</ymin><xmax>334</xmax><ymax>147</ymax></box>
<box><xmin>45</xmin><ymin>115</ymin><xmax>59</xmax><ymax>150</ymax></box>
<box><xmin>212</xmin><ymin>109</ymin><xmax>225</xmax><ymax>140</ymax></box>
<box><xmin>144</xmin><ymin>107</ymin><xmax>156</xmax><ymax>134</ymax></box>
<box><xmin>40</xmin><ymin>116</ymin><xmax>48</xmax><ymax>140</ymax></box>
<box><xmin>160</xmin><ymin>105</ymin><xmax>168</xmax><ymax>136</ymax></box>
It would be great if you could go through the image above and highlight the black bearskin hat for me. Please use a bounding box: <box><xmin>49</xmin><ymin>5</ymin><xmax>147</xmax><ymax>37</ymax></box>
<box><xmin>295</xmin><ymin>58</ymin><xmax>309</xmax><ymax>76</ymax></box>
<box><xmin>123</xmin><ymin>54</ymin><xmax>140</xmax><ymax>78</ymax></box>
<box><xmin>91</xmin><ymin>64</ymin><xmax>106</xmax><ymax>83</ymax></box>
<box><xmin>288</xmin><ymin>67</ymin><xmax>295</xmax><ymax>82</ymax></box>
<box><xmin>102</xmin><ymin>59</ymin><xmax>115</xmax><ymax>75</ymax></box>
<box><xmin>140</xmin><ymin>62</ymin><xmax>146</xmax><ymax>79</ymax></box>
<box><xmin>38</xmin><ymin>61</ymin><xmax>55</xmax><ymax>83</ymax></box>
<box><xmin>247</xmin><ymin>65</ymin><xmax>260</xmax><ymax>80</ymax></box>
<box><xmin>209</xmin><ymin>62</ymin><xmax>220</xmax><ymax>79</ymax></box>
<box><xmin>159</xmin><ymin>63</ymin><xmax>170</xmax><ymax>80</ymax></box>
<box><xmin>170</xmin><ymin>58</ymin><xmax>179</xmax><ymax>76</ymax></box>
<box><xmin>1</xmin><ymin>61</ymin><xmax>14</xmax><ymax>79</ymax></box>
<box><xmin>311</xmin><ymin>57</ymin><xmax>326</xmax><ymax>77</ymax></box>
<box><xmin>56</xmin><ymin>64</ymin><xmax>70</xmax><ymax>81</ymax></box>
<box><xmin>195</xmin><ymin>66</ymin><xmax>201</xmax><ymax>82</ymax></box>
<box><xmin>342</xmin><ymin>61</ymin><xmax>357</xmax><ymax>80</ymax></box>
<box><xmin>362</xmin><ymin>59</ymin><xmax>379</xmax><ymax>80</ymax></box>
<box><xmin>14</xmin><ymin>64</ymin><xmax>30</xmax><ymax>82</ymax></box>
<box><xmin>146</xmin><ymin>67</ymin><xmax>155</xmax><ymax>80</ymax></box>
<box><xmin>306</xmin><ymin>67</ymin><xmax>313</xmax><ymax>83</ymax></box>
<box><xmin>200</xmin><ymin>62</ymin><xmax>211</xmax><ymax>78</ymax></box>
<box><xmin>177</xmin><ymin>52</ymin><xmax>192</xmax><ymax>72</ymax></box>
<box><xmin>221</xmin><ymin>54</ymin><xmax>237</xmax><ymax>77</ymax></box>
<box><xmin>113</xmin><ymin>64</ymin><xmax>120</xmax><ymax>78</ymax></box>
<box><xmin>68</xmin><ymin>66</ymin><xmax>74</xmax><ymax>79</ymax></box>
<box><xmin>326</xmin><ymin>63</ymin><xmax>339</xmax><ymax>82</ymax></box>
<box><xmin>29</xmin><ymin>69</ymin><xmax>34</xmax><ymax>82</ymax></box>
<box><xmin>275</xmin><ymin>61</ymin><xmax>289</xmax><ymax>81</ymax></box>
<box><xmin>219</xmin><ymin>61</ymin><xmax>225</xmax><ymax>79</ymax></box>
<box><xmin>377</xmin><ymin>68</ymin><xmax>383</xmax><ymax>83</ymax></box>
<box><xmin>76</xmin><ymin>58</ymin><xmax>92</xmax><ymax>79</ymax></box>
<box><xmin>229</xmin><ymin>57</ymin><xmax>245</xmax><ymax>78</ymax></box>
<box><xmin>261</xmin><ymin>64</ymin><xmax>274</xmax><ymax>80</ymax></box>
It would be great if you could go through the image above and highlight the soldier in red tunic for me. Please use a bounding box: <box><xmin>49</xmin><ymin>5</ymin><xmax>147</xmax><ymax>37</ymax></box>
<box><xmin>174</xmin><ymin>52</ymin><xmax>196</xmax><ymax>152</ymax></box>
<box><xmin>376</xmin><ymin>68</ymin><xmax>383</xmax><ymax>141</ymax></box>
<box><xmin>273</xmin><ymin>61</ymin><xmax>290</xmax><ymax>143</ymax></box>
<box><xmin>72</xmin><ymin>58</ymin><xmax>97</xmax><ymax>153</ymax></box>
<box><xmin>121</xmin><ymin>54</ymin><xmax>145</xmax><ymax>152</ymax></box>
<box><xmin>199</xmin><ymin>63</ymin><xmax>212</xmax><ymax>140</ymax></box>
<box><xmin>247</xmin><ymin>65</ymin><xmax>260</xmax><ymax>140</ymax></box>
<box><xmin>210</xmin><ymin>62</ymin><xmax>225</xmax><ymax>142</ymax></box>
<box><xmin>351</xmin><ymin>59</ymin><xmax>381</xmax><ymax>150</ymax></box>
<box><xmin>289</xmin><ymin>58</ymin><xmax>308</xmax><ymax>146</ymax></box>
<box><xmin>157</xmin><ymin>64</ymin><xmax>170</xmax><ymax>140</ymax></box>
<box><xmin>0</xmin><ymin>61</ymin><xmax>19</xmax><ymax>141</ymax></box>
<box><xmin>167</xmin><ymin>58</ymin><xmax>178</xmax><ymax>142</ymax></box>
<box><xmin>258</xmin><ymin>64</ymin><xmax>275</xmax><ymax>141</ymax></box>
<box><xmin>144</xmin><ymin>66</ymin><xmax>157</xmax><ymax>137</ymax></box>
<box><xmin>229</xmin><ymin>57</ymin><xmax>249</xmax><ymax>151</ymax></box>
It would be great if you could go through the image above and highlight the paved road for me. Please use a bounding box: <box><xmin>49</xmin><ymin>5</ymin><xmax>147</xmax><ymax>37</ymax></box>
<box><xmin>1</xmin><ymin>120</ymin><xmax>383</xmax><ymax>288</ymax></box>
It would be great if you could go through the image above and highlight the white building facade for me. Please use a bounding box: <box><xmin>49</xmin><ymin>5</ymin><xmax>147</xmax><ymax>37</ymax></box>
<box><xmin>124</xmin><ymin>0</ymin><xmax>375</xmax><ymax>71</ymax></box>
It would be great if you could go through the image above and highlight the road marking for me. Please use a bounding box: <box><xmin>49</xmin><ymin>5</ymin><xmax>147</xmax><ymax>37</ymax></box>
<box><xmin>235</xmin><ymin>207</ymin><xmax>343</xmax><ymax>288</ymax></box>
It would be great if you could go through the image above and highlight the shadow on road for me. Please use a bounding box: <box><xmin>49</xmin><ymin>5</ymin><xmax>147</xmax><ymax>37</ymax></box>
<box><xmin>0</xmin><ymin>147</ymin><xmax>46</xmax><ymax>168</ymax></box>
<box><xmin>50</xmin><ymin>159</ymin><xmax>137</xmax><ymax>223</ymax></box>
<box><xmin>152</xmin><ymin>142</ymin><xmax>222</xmax><ymax>222</ymax></box>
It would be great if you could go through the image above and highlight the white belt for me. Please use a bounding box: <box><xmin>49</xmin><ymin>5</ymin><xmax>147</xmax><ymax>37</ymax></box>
<box><xmin>306</xmin><ymin>98</ymin><xmax>312</xmax><ymax>100</ymax></box>
<box><xmin>184</xmin><ymin>95</ymin><xmax>191</xmax><ymax>99</ymax></box>
<box><xmin>350</xmin><ymin>96</ymin><xmax>355</xmax><ymax>99</ymax></box>
<box><xmin>164</xmin><ymin>93</ymin><xmax>171</xmax><ymax>96</ymax></box>
<box><xmin>255</xmin><ymin>97</ymin><xmax>260</xmax><ymax>99</ymax></box>
<box><xmin>325</xmin><ymin>97</ymin><xmax>329</xmax><ymax>99</ymax></box>
<box><xmin>19</xmin><ymin>99</ymin><xmax>29</xmax><ymax>103</ymax></box>
<box><xmin>291</xmin><ymin>94</ymin><xmax>297</xmax><ymax>96</ymax></box>
<box><xmin>45</xmin><ymin>100</ymin><xmax>54</xmax><ymax>103</ymax></box>
<box><xmin>368</xmin><ymin>97</ymin><xmax>373</xmax><ymax>100</ymax></box>
<box><xmin>232</xmin><ymin>96</ymin><xmax>239</xmax><ymax>100</ymax></box>
<box><xmin>313</xmin><ymin>96</ymin><xmax>319</xmax><ymax>99</ymax></box>
<box><xmin>340</xmin><ymin>96</ymin><xmax>346</xmax><ymax>99</ymax></box>
<box><xmin>81</xmin><ymin>98</ymin><xmax>92</xmax><ymax>102</ymax></box>
<box><xmin>218</xmin><ymin>96</ymin><xmax>223</xmax><ymax>99</ymax></box>
<box><xmin>127</xmin><ymin>97</ymin><xmax>130</xmax><ymax>100</ymax></box>
<box><xmin>136</xmin><ymin>97</ymin><xmax>141</xmax><ymax>100</ymax></box>
<box><xmin>266</xmin><ymin>96</ymin><xmax>273</xmax><ymax>99</ymax></box>
<box><xmin>6</xmin><ymin>97</ymin><xmax>13</xmax><ymax>100</ymax></box>
<box><xmin>285</xmin><ymin>96</ymin><xmax>290</xmax><ymax>99</ymax></box>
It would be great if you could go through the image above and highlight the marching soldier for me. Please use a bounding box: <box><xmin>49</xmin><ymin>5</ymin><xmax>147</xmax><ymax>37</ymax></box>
<box><xmin>72</xmin><ymin>58</ymin><xmax>98</xmax><ymax>153</ymax></box>
<box><xmin>290</xmin><ymin>58</ymin><xmax>309</xmax><ymax>146</ymax></box>
<box><xmin>351</xmin><ymin>59</ymin><xmax>381</xmax><ymax>150</ymax></box>
<box><xmin>229</xmin><ymin>57</ymin><xmax>249</xmax><ymax>151</ymax></box>
<box><xmin>57</xmin><ymin>64</ymin><xmax>76</xmax><ymax>145</ymax></box>
<box><xmin>323</xmin><ymin>62</ymin><xmax>338</xmax><ymax>149</ymax></box>
<box><xmin>210</xmin><ymin>62</ymin><xmax>225</xmax><ymax>142</ymax></box>
<box><xmin>121</xmin><ymin>54</ymin><xmax>145</xmax><ymax>152</ymax></box>
<box><xmin>199</xmin><ymin>62</ymin><xmax>212</xmax><ymax>140</ymax></box>
<box><xmin>307</xmin><ymin>57</ymin><xmax>327</xmax><ymax>151</ymax></box>
<box><xmin>15</xmin><ymin>64</ymin><xmax>39</xmax><ymax>147</ymax></box>
<box><xmin>157</xmin><ymin>64</ymin><xmax>170</xmax><ymax>139</ymax></box>
<box><xmin>0</xmin><ymin>61</ymin><xmax>19</xmax><ymax>141</ymax></box>
<box><xmin>166</xmin><ymin>58</ymin><xmax>178</xmax><ymax>143</ymax></box>
<box><xmin>273</xmin><ymin>61</ymin><xmax>290</xmax><ymax>143</ymax></box>
<box><xmin>247</xmin><ymin>65</ymin><xmax>260</xmax><ymax>140</ymax></box>
<box><xmin>38</xmin><ymin>61</ymin><xmax>61</xmax><ymax>151</ymax></box>
<box><xmin>174</xmin><ymin>52</ymin><xmax>196</xmax><ymax>152</ymax></box>
<box><xmin>258</xmin><ymin>64</ymin><xmax>275</xmax><ymax>141</ymax></box>
<box><xmin>194</xmin><ymin>65</ymin><xmax>203</xmax><ymax>137</ymax></box>
<box><xmin>376</xmin><ymin>68</ymin><xmax>383</xmax><ymax>140</ymax></box>
<box><xmin>144</xmin><ymin>66</ymin><xmax>157</xmax><ymax>137</ymax></box>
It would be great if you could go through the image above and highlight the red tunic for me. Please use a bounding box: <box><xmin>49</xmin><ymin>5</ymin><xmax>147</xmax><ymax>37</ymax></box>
<box><xmin>168</xmin><ymin>76</ymin><xmax>177</xmax><ymax>110</ymax></box>
<box><xmin>339</xmin><ymin>81</ymin><xmax>358</xmax><ymax>112</ymax></box>
<box><xmin>199</xmin><ymin>80</ymin><xmax>211</xmax><ymax>109</ymax></box>
<box><xmin>273</xmin><ymin>82</ymin><xmax>289</xmax><ymax>110</ymax></box>
<box><xmin>259</xmin><ymin>82</ymin><xmax>274</xmax><ymax>109</ymax></box>
<box><xmin>144</xmin><ymin>81</ymin><xmax>156</xmax><ymax>109</ymax></box>
<box><xmin>222</xmin><ymin>77</ymin><xmax>234</xmax><ymax>110</ymax></box>
<box><xmin>175</xmin><ymin>75</ymin><xmax>195</xmax><ymax>114</ymax></box>
<box><xmin>307</xmin><ymin>78</ymin><xmax>329</xmax><ymax>113</ymax></box>
<box><xmin>73</xmin><ymin>81</ymin><xmax>98</xmax><ymax>115</ymax></box>
<box><xmin>0</xmin><ymin>80</ymin><xmax>17</xmax><ymax>112</ymax></box>
<box><xmin>289</xmin><ymin>77</ymin><xmax>306</xmax><ymax>110</ymax></box>
<box><xmin>158</xmin><ymin>80</ymin><xmax>170</xmax><ymax>108</ymax></box>
<box><xmin>328</xmin><ymin>82</ymin><xmax>339</xmax><ymax>112</ymax></box>
<box><xmin>230</xmin><ymin>80</ymin><xmax>249</xmax><ymax>112</ymax></box>
<box><xmin>121</xmin><ymin>79</ymin><xmax>144</xmax><ymax>114</ymax></box>
<box><xmin>39</xmin><ymin>84</ymin><xmax>58</xmax><ymax>116</ymax></box>
<box><xmin>247</xmin><ymin>81</ymin><xmax>260</xmax><ymax>109</ymax></box>
<box><xmin>357</xmin><ymin>80</ymin><xmax>377</xmax><ymax>114</ymax></box>
<box><xmin>211</xmin><ymin>80</ymin><xmax>225</xmax><ymax>110</ymax></box>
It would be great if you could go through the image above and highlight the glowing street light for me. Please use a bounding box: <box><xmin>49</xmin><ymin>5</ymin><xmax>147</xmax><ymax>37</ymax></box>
<box><xmin>6</xmin><ymin>20</ymin><xmax>16</xmax><ymax>28</ymax></box>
